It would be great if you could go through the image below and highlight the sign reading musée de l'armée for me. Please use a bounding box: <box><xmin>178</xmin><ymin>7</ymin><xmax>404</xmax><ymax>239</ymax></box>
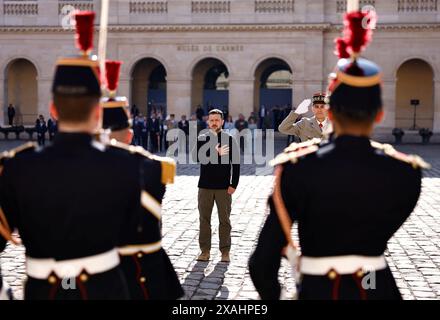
<box><xmin>177</xmin><ymin>44</ymin><xmax>244</xmax><ymax>52</ymax></box>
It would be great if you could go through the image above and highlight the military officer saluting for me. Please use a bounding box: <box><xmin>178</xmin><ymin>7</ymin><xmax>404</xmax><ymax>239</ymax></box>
<box><xmin>101</xmin><ymin>60</ymin><xmax>184</xmax><ymax>300</ymax></box>
<box><xmin>0</xmin><ymin>11</ymin><xmax>166</xmax><ymax>300</ymax></box>
<box><xmin>278</xmin><ymin>93</ymin><xmax>332</xmax><ymax>142</ymax></box>
<box><xmin>249</xmin><ymin>8</ymin><xmax>430</xmax><ymax>300</ymax></box>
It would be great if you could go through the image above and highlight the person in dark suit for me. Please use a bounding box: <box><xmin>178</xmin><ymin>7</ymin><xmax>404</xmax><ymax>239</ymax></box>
<box><xmin>178</xmin><ymin>115</ymin><xmax>189</xmax><ymax>153</ymax></box>
<box><xmin>148</xmin><ymin>113</ymin><xmax>160</xmax><ymax>153</ymax></box>
<box><xmin>157</xmin><ymin>112</ymin><xmax>165</xmax><ymax>152</ymax></box>
<box><xmin>249</xmin><ymin>10</ymin><xmax>430</xmax><ymax>300</ymax></box>
<box><xmin>132</xmin><ymin>116</ymin><xmax>141</xmax><ymax>145</ymax></box>
<box><xmin>178</xmin><ymin>115</ymin><xmax>189</xmax><ymax>136</ymax></box>
<box><xmin>7</xmin><ymin>104</ymin><xmax>15</xmax><ymax>126</ymax></box>
<box><xmin>258</xmin><ymin>105</ymin><xmax>266</xmax><ymax>130</ymax></box>
<box><xmin>140</xmin><ymin>116</ymin><xmax>148</xmax><ymax>149</ymax></box>
<box><xmin>234</xmin><ymin>114</ymin><xmax>248</xmax><ymax>132</ymax></box>
<box><xmin>35</xmin><ymin>115</ymin><xmax>47</xmax><ymax>146</ymax></box>
<box><xmin>47</xmin><ymin>116</ymin><xmax>57</xmax><ymax>141</ymax></box>
<box><xmin>130</xmin><ymin>104</ymin><xmax>139</xmax><ymax>118</ymax></box>
<box><xmin>196</xmin><ymin>105</ymin><xmax>204</xmax><ymax>121</ymax></box>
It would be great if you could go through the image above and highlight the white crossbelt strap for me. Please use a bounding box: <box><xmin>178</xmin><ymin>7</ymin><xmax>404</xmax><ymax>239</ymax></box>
<box><xmin>26</xmin><ymin>249</ymin><xmax>120</xmax><ymax>279</ymax></box>
<box><xmin>141</xmin><ymin>190</ymin><xmax>162</xmax><ymax>220</ymax></box>
<box><xmin>300</xmin><ymin>255</ymin><xmax>387</xmax><ymax>275</ymax></box>
<box><xmin>118</xmin><ymin>241</ymin><xmax>162</xmax><ymax>256</ymax></box>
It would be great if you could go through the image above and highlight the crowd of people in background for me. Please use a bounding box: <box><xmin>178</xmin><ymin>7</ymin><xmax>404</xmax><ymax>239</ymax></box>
<box><xmin>130</xmin><ymin>103</ymin><xmax>294</xmax><ymax>153</ymax></box>
<box><xmin>3</xmin><ymin>102</ymin><xmax>293</xmax><ymax>151</ymax></box>
<box><xmin>4</xmin><ymin>104</ymin><xmax>58</xmax><ymax>147</ymax></box>
<box><xmin>34</xmin><ymin>114</ymin><xmax>57</xmax><ymax>146</ymax></box>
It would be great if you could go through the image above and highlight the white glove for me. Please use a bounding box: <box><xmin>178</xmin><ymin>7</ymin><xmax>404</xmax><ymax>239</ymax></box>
<box><xmin>294</xmin><ymin>99</ymin><xmax>311</xmax><ymax>115</ymax></box>
<box><xmin>285</xmin><ymin>244</ymin><xmax>299</xmax><ymax>270</ymax></box>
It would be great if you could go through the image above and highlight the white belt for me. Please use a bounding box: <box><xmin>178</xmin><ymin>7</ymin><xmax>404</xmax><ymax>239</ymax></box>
<box><xmin>300</xmin><ymin>255</ymin><xmax>387</xmax><ymax>276</ymax></box>
<box><xmin>26</xmin><ymin>249</ymin><xmax>120</xmax><ymax>279</ymax></box>
<box><xmin>118</xmin><ymin>241</ymin><xmax>162</xmax><ymax>256</ymax></box>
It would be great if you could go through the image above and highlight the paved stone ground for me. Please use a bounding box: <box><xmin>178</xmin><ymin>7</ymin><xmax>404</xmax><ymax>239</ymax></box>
<box><xmin>0</xmin><ymin>136</ymin><xmax>439</xmax><ymax>300</ymax></box>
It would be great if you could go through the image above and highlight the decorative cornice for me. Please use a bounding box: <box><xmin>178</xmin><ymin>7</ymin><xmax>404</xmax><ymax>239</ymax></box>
<box><xmin>329</xmin><ymin>23</ymin><xmax>440</xmax><ymax>32</ymax></box>
<box><xmin>0</xmin><ymin>23</ymin><xmax>439</xmax><ymax>33</ymax></box>
<box><xmin>0</xmin><ymin>23</ymin><xmax>329</xmax><ymax>33</ymax></box>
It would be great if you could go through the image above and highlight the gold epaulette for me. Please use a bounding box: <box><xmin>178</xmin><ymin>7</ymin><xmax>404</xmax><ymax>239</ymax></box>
<box><xmin>108</xmin><ymin>139</ymin><xmax>176</xmax><ymax>184</ymax></box>
<box><xmin>150</xmin><ymin>155</ymin><xmax>176</xmax><ymax>185</ymax></box>
<box><xmin>0</xmin><ymin>142</ymin><xmax>36</xmax><ymax>162</ymax></box>
<box><xmin>269</xmin><ymin>138</ymin><xmax>321</xmax><ymax>167</ymax></box>
<box><xmin>370</xmin><ymin>140</ymin><xmax>431</xmax><ymax>170</ymax></box>
<box><xmin>0</xmin><ymin>142</ymin><xmax>36</xmax><ymax>176</ymax></box>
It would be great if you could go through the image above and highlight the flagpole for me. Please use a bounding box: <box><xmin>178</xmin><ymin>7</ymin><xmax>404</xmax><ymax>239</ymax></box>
<box><xmin>98</xmin><ymin>0</ymin><xmax>109</xmax><ymax>88</ymax></box>
<box><xmin>347</xmin><ymin>0</ymin><xmax>359</xmax><ymax>12</ymax></box>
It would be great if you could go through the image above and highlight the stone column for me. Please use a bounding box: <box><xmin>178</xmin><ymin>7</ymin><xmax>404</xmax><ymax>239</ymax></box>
<box><xmin>37</xmin><ymin>78</ymin><xmax>53</xmax><ymax>121</ymax></box>
<box><xmin>434</xmin><ymin>80</ymin><xmax>440</xmax><ymax>133</ymax></box>
<box><xmin>228</xmin><ymin>78</ymin><xmax>254</xmax><ymax>117</ymax></box>
<box><xmin>380</xmin><ymin>79</ymin><xmax>397</xmax><ymax>130</ymax></box>
<box><xmin>167</xmin><ymin>78</ymin><xmax>192</xmax><ymax>119</ymax></box>
<box><xmin>119</xmin><ymin>76</ymin><xmax>130</xmax><ymax>103</ymax></box>
<box><xmin>0</xmin><ymin>74</ymin><xmax>4</xmax><ymax>125</ymax></box>
<box><xmin>292</xmin><ymin>82</ymin><xmax>306</xmax><ymax>108</ymax></box>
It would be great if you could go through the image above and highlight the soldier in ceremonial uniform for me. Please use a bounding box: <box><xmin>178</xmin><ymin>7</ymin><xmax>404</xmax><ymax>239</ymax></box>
<box><xmin>249</xmin><ymin>9</ymin><xmax>430</xmax><ymax>300</ymax></box>
<box><xmin>278</xmin><ymin>93</ymin><xmax>332</xmax><ymax>142</ymax></box>
<box><xmin>101</xmin><ymin>60</ymin><xmax>184</xmax><ymax>300</ymax></box>
<box><xmin>0</xmin><ymin>11</ymin><xmax>165</xmax><ymax>300</ymax></box>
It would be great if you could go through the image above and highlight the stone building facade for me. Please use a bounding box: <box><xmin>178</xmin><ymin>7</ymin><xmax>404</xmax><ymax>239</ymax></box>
<box><xmin>0</xmin><ymin>0</ymin><xmax>439</xmax><ymax>132</ymax></box>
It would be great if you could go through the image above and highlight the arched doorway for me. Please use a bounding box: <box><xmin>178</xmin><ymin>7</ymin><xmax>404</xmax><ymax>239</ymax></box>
<box><xmin>131</xmin><ymin>58</ymin><xmax>167</xmax><ymax>117</ymax></box>
<box><xmin>396</xmin><ymin>59</ymin><xmax>434</xmax><ymax>130</ymax></box>
<box><xmin>254</xmin><ymin>58</ymin><xmax>293</xmax><ymax>130</ymax></box>
<box><xmin>4</xmin><ymin>58</ymin><xmax>38</xmax><ymax>125</ymax></box>
<box><xmin>191</xmin><ymin>58</ymin><xmax>229</xmax><ymax>116</ymax></box>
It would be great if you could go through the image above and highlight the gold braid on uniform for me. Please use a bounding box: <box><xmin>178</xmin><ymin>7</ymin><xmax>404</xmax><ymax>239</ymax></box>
<box><xmin>272</xmin><ymin>166</ymin><xmax>295</xmax><ymax>248</ymax></box>
<box><xmin>0</xmin><ymin>142</ymin><xmax>35</xmax><ymax>244</ymax></box>
<box><xmin>270</xmin><ymin>138</ymin><xmax>321</xmax><ymax>167</ymax></box>
<box><xmin>0</xmin><ymin>207</ymin><xmax>14</xmax><ymax>243</ymax></box>
<box><xmin>370</xmin><ymin>140</ymin><xmax>431</xmax><ymax>170</ymax></box>
<box><xmin>269</xmin><ymin>139</ymin><xmax>321</xmax><ymax>255</ymax></box>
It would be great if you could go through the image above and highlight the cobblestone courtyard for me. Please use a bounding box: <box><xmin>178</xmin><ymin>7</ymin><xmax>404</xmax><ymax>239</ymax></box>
<box><xmin>1</xmin><ymin>138</ymin><xmax>439</xmax><ymax>300</ymax></box>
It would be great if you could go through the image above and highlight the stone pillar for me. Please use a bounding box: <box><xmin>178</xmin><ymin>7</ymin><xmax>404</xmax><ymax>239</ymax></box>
<box><xmin>167</xmin><ymin>78</ymin><xmax>192</xmax><ymax>119</ymax></box>
<box><xmin>130</xmin><ymin>77</ymin><xmax>149</xmax><ymax>116</ymax></box>
<box><xmin>0</xmin><ymin>74</ymin><xmax>4</xmax><ymax>125</ymax></box>
<box><xmin>37</xmin><ymin>78</ymin><xmax>53</xmax><ymax>121</ymax></box>
<box><xmin>119</xmin><ymin>76</ymin><xmax>130</xmax><ymax>103</ymax></box>
<box><xmin>434</xmin><ymin>80</ymin><xmax>440</xmax><ymax>133</ymax></box>
<box><xmin>228</xmin><ymin>78</ymin><xmax>254</xmax><ymax>118</ymax></box>
<box><xmin>381</xmin><ymin>79</ymin><xmax>397</xmax><ymax>130</ymax></box>
<box><xmin>292</xmin><ymin>82</ymin><xmax>306</xmax><ymax>108</ymax></box>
